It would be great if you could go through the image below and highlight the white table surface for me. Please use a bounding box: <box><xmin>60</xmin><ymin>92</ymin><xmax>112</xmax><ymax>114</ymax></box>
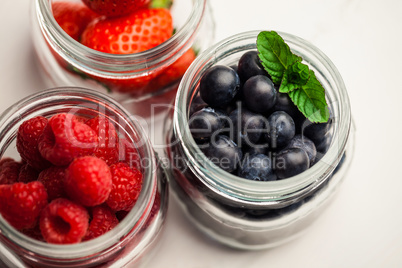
<box><xmin>1</xmin><ymin>0</ymin><xmax>402</xmax><ymax>267</ymax></box>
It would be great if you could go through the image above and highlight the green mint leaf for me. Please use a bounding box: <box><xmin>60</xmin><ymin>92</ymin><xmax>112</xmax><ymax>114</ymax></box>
<box><xmin>288</xmin><ymin>70</ymin><xmax>329</xmax><ymax>123</ymax></box>
<box><xmin>279</xmin><ymin>61</ymin><xmax>310</xmax><ymax>93</ymax></box>
<box><xmin>150</xmin><ymin>0</ymin><xmax>173</xmax><ymax>9</ymax></box>
<box><xmin>278</xmin><ymin>78</ymin><xmax>298</xmax><ymax>93</ymax></box>
<box><xmin>257</xmin><ymin>31</ymin><xmax>302</xmax><ymax>84</ymax></box>
<box><xmin>256</xmin><ymin>30</ymin><xmax>329</xmax><ymax>123</ymax></box>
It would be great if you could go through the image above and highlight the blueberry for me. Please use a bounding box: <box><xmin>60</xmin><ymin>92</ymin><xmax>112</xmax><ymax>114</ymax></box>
<box><xmin>265</xmin><ymin>111</ymin><xmax>295</xmax><ymax>149</ymax></box>
<box><xmin>189</xmin><ymin>93</ymin><xmax>207</xmax><ymax>116</ymax></box>
<box><xmin>275</xmin><ymin>148</ymin><xmax>310</xmax><ymax>179</ymax></box>
<box><xmin>230</xmin><ymin>64</ymin><xmax>238</xmax><ymax>73</ymax></box>
<box><xmin>274</xmin><ymin>92</ymin><xmax>304</xmax><ymax>128</ymax></box>
<box><xmin>229</xmin><ymin>107</ymin><xmax>267</xmax><ymax>147</ymax></box>
<box><xmin>203</xmin><ymin>135</ymin><xmax>243</xmax><ymax>173</ymax></box>
<box><xmin>189</xmin><ymin>107</ymin><xmax>225</xmax><ymax>140</ymax></box>
<box><xmin>243</xmin><ymin>75</ymin><xmax>277</xmax><ymax>114</ymax></box>
<box><xmin>245</xmin><ymin>144</ymin><xmax>269</xmax><ymax>156</ymax></box>
<box><xmin>287</xmin><ymin>135</ymin><xmax>317</xmax><ymax>165</ymax></box>
<box><xmin>216</xmin><ymin>100</ymin><xmax>240</xmax><ymax>119</ymax></box>
<box><xmin>300</xmin><ymin>110</ymin><xmax>333</xmax><ymax>142</ymax></box>
<box><xmin>237</xmin><ymin>51</ymin><xmax>267</xmax><ymax>82</ymax></box>
<box><xmin>238</xmin><ymin>154</ymin><xmax>275</xmax><ymax>181</ymax></box>
<box><xmin>199</xmin><ymin>65</ymin><xmax>240</xmax><ymax>108</ymax></box>
<box><xmin>314</xmin><ymin>132</ymin><xmax>332</xmax><ymax>154</ymax></box>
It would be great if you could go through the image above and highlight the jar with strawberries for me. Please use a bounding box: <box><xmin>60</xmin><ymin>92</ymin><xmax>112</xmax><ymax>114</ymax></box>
<box><xmin>0</xmin><ymin>87</ymin><xmax>168</xmax><ymax>267</ymax></box>
<box><xmin>31</xmin><ymin>0</ymin><xmax>215</xmax><ymax>119</ymax></box>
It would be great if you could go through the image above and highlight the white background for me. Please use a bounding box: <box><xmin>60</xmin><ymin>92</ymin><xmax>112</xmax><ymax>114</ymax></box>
<box><xmin>1</xmin><ymin>0</ymin><xmax>402</xmax><ymax>267</ymax></box>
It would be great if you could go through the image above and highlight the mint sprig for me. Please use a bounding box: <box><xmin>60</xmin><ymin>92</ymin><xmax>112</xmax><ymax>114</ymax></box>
<box><xmin>288</xmin><ymin>70</ymin><xmax>329</xmax><ymax>123</ymax></box>
<box><xmin>257</xmin><ymin>31</ymin><xmax>301</xmax><ymax>85</ymax></box>
<box><xmin>279</xmin><ymin>61</ymin><xmax>310</xmax><ymax>93</ymax></box>
<box><xmin>257</xmin><ymin>31</ymin><xmax>329</xmax><ymax>123</ymax></box>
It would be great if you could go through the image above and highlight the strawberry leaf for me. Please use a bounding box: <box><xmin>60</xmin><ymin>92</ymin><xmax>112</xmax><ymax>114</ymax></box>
<box><xmin>150</xmin><ymin>0</ymin><xmax>173</xmax><ymax>9</ymax></box>
<box><xmin>288</xmin><ymin>70</ymin><xmax>329</xmax><ymax>123</ymax></box>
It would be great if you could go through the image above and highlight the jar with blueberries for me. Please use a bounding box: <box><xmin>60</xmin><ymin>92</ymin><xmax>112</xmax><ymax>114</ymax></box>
<box><xmin>0</xmin><ymin>88</ymin><xmax>168</xmax><ymax>267</ymax></box>
<box><xmin>164</xmin><ymin>30</ymin><xmax>354</xmax><ymax>249</ymax></box>
<box><xmin>31</xmin><ymin>0</ymin><xmax>215</xmax><ymax>118</ymax></box>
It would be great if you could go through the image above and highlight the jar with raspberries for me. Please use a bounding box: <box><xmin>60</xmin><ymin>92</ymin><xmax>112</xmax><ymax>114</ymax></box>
<box><xmin>0</xmin><ymin>88</ymin><xmax>168</xmax><ymax>267</ymax></box>
<box><xmin>31</xmin><ymin>0</ymin><xmax>215</xmax><ymax>118</ymax></box>
<box><xmin>164</xmin><ymin>30</ymin><xmax>354</xmax><ymax>249</ymax></box>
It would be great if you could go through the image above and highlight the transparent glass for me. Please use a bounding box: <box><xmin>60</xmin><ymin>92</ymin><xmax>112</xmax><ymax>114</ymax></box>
<box><xmin>0</xmin><ymin>88</ymin><xmax>168</xmax><ymax>267</ymax></box>
<box><xmin>165</xmin><ymin>30</ymin><xmax>354</xmax><ymax>249</ymax></box>
<box><xmin>31</xmin><ymin>0</ymin><xmax>215</xmax><ymax>118</ymax></box>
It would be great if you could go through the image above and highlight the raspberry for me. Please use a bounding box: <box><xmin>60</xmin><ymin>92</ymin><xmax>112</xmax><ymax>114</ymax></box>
<box><xmin>38</xmin><ymin>113</ymin><xmax>98</xmax><ymax>166</ymax></box>
<box><xmin>21</xmin><ymin>224</ymin><xmax>44</xmax><ymax>241</ymax></box>
<box><xmin>0</xmin><ymin>158</ymin><xmax>22</xmax><ymax>185</ymax></box>
<box><xmin>39</xmin><ymin>198</ymin><xmax>89</xmax><ymax>244</ymax></box>
<box><xmin>38</xmin><ymin>166</ymin><xmax>67</xmax><ymax>201</ymax></box>
<box><xmin>0</xmin><ymin>181</ymin><xmax>48</xmax><ymax>230</ymax></box>
<box><xmin>118</xmin><ymin>138</ymin><xmax>141</xmax><ymax>170</ymax></box>
<box><xmin>0</xmin><ymin>157</ymin><xmax>15</xmax><ymax>167</ymax></box>
<box><xmin>86</xmin><ymin>115</ymin><xmax>119</xmax><ymax>165</ymax></box>
<box><xmin>16</xmin><ymin>116</ymin><xmax>51</xmax><ymax>171</ymax></box>
<box><xmin>83</xmin><ymin>204</ymin><xmax>119</xmax><ymax>241</ymax></box>
<box><xmin>18</xmin><ymin>163</ymin><xmax>39</xmax><ymax>183</ymax></box>
<box><xmin>106</xmin><ymin>162</ymin><xmax>142</xmax><ymax>211</ymax></box>
<box><xmin>65</xmin><ymin>156</ymin><xmax>112</xmax><ymax>207</ymax></box>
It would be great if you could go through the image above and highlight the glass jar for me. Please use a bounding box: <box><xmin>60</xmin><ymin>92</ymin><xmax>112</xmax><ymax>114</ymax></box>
<box><xmin>164</xmin><ymin>30</ymin><xmax>354</xmax><ymax>249</ymax></box>
<box><xmin>0</xmin><ymin>88</ymin><xmax>168</xmax><ymax>267</ymax></box>
<box><xmin>31</xmin><ymin>0</ymin><xmax>215</xmax><ymax>118</ymax></box>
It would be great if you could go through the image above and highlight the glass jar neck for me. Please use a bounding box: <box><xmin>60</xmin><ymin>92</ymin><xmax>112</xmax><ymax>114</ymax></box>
<box><xmin>35</xmin><ymin>0</ymin><xmax>207</xmax><ymax>76</ymax></box>
<box><xmin>0</xmin><ymin>88</ymin><xmax>158</xmax><ymax>260</ymax></box>
<box><xmin>173</xmin><ymin>30</ymin><xmax>351</xmax><ymax>204</ymax></box>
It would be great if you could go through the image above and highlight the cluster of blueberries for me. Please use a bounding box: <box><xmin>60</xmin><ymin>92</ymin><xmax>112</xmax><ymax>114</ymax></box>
<box><xmin>188</xmin><ymin>51</ymin><xmax>333</xmax><ymax>181</ymax></box>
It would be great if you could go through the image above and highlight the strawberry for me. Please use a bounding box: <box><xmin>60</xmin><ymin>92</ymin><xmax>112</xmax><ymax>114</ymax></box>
<box><xmin>91</xmin><ymin>74</ymin><xmax>157</xmax><ymax>94</ymax></box>
<box><xmin>52</xmin><ymin>1</ymin><xmax>99</xmax><ymax>41</ymax></box>
<box><xmin>148</xmin><ymin>48</ymin><xmax>196</xmax><ymax>91</ymax></box>
<box><xmin>81</xmin><ymin>8</ymin><xmax>173</xmax><ymax>54</ymax></box>
<box><xmin>107</xmin><ymin>48</ymin><xmax>195</xmax><ymax>95</ymax></box>
<box><xmin>82</xmin><ymin>0</ymin><xmax>150</xmax><ymax>18</ymax></box>
<box><xmin>80</xmin><ymin>8</ymin><xmax>173</xmax><ymax>94</ymax></box>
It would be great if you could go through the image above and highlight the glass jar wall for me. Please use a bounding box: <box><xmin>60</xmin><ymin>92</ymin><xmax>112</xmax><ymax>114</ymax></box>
<box><xmin>0</xmin><ymin>88</ymin><xmax>168</xmax><ymax>267</ymax></box>
<box><xmin>165</xmin><ymin>30</ymin><xmax>354</xmax><ymax>249</ymax></box>
<box><xmin>31</xmin><ymin>0</ymin><xmax>215</xmax><ymax>118</ymax></box>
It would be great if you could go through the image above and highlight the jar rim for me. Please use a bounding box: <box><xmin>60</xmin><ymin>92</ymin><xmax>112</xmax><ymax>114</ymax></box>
<box><xmin>173</xmin><ymin>30</ymin><xmax>352</xmax><ymax>203</ymax></box>
<box><xmin>0</xmin><ymin>87</ymin><xmax>158</xmax><ymax>259</ymax></box>
<box><xmin>35</xmin><ymin>0</ymin><xmax>208</xmax><ymax>75</ymax></box>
